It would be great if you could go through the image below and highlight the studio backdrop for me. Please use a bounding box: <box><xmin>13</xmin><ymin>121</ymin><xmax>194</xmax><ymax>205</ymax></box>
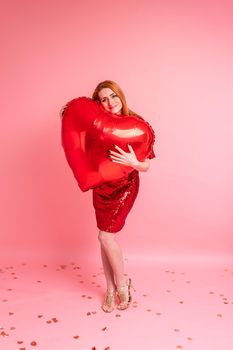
<box><xmin>0</xmin><ymin>0</ymin><xmax>232</xmax><ymax>263</ymax></box>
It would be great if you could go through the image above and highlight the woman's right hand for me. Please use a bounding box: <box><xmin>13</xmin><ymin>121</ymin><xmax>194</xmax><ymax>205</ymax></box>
<box><xmin>59</xmin><ymin>104</ymin><xmax>68</xmax><ymax>118</ymax></box>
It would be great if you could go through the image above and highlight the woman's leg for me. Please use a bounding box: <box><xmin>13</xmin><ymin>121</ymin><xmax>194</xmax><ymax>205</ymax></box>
<box><xmin>98</xmin><ymin>230</ymin><xmax>126</xmax><ymax>288</ymax></box>
<box><xmin>100</xmin><ymin>245</ymin><xmax>115</xmax><ymax>291</ymax></box>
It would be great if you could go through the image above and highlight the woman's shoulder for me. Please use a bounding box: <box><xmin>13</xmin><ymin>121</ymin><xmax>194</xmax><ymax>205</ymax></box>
<box><xmin>128</xmin><ymin>110</ymin><xmax>145</xmax><ymax>121</ymax></box>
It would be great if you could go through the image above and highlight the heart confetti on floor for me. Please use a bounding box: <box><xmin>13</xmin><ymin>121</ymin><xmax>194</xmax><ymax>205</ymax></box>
<box><xmin>0</xmin><ymin>258</ymin><xmax>233</xmax><ymax>349</ymax></box>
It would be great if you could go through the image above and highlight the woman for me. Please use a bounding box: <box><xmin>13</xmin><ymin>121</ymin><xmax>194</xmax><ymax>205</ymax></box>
<box><xmin>60</xmin><ymin>80</ymin><xmax>155</xmax><ymax>313</ymax></box>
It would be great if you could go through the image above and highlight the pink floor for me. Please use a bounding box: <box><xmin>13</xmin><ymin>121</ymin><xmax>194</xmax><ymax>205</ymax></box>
<box><xmin>1</xmin><ymin>256</ymin><xmax>233</xmax><ymax>350</ymax></box>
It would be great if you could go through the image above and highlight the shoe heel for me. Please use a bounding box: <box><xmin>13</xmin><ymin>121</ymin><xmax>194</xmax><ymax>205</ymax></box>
<box><xmin>129</xmin><ymin>278</ymin><xmax>136</xmax><ymax>292</ymax></box>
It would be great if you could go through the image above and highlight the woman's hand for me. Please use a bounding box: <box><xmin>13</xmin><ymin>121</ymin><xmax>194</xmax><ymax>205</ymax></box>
<box><xmin>109</xmin><ymin>144</ymin><xmax>150</xmax><ymax>172</ymax></box>
<box><xmin>59</xmin><ymin>104</ymin><xmax>68</xmax><ymax>118</ymax></box>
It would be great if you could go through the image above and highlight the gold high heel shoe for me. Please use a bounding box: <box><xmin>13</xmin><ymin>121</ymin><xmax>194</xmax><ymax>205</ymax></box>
<box><xmin>101</xmin><ymin>289</ymin><xmax>116</xmax><ymax>313</ymax></box>
<box><xmin>117</xmin><ymin>278</ymin><xmax>135</xmax><ymax>310</ymax></box>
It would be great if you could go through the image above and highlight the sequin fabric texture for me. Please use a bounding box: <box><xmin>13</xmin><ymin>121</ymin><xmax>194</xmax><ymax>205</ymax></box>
<box><xmin>92</xmin><ymin>169</ymin><xmax>140</xmax><ymax>233</ymax></box>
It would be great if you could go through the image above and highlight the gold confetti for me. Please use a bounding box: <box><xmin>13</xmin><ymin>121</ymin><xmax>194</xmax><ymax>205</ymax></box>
<box><xmin>10</xmin><ymin>327</ymin><xmax>16</xmax><ymax>330</ymax></box>
<box><xmin>73</xmin><ymin>335</ymin><xmax>79</xmax><ymax>339</ymax></box>
<box><xmin>17</xmin><ymin>341</ymin><xmax>24</xmax><ymax>344</ymax></box>
<box><xmin>46</xmin><ymin>320</ymin><xmax>52</xmax><ymax>324</ymax></box>
<box><xmin>176</xmin><ymin>346</ymin><xmax>182</xmax><ymax>349</ymax></box>
<box><xmin>142</xmin><ymin>294</ymin><xmax>147</xmax><ymax>297</ymax></box>
<box><xmin>174</xmin><ymin>329</ymin><xmax>180</xmax><ymax>332</ymax></box>
<box><xmin>9</xmin><ymin>312</ymin><xmax>14</xmax><ymax>315</ymax></box>
<box><xmin>87</xmin><ymin>312</ymin><xmax>91</xmax><ymax>316</ymax></box>
<box><xmin>30</xmin><ymin>341</ymin><xmax>37</xmax><ymax>346</ymax></box>
<box><xmin>115</xmin><ymin>314</ymin><xmax>121</xmax><ymax>317</ymax></box>
<box><xmin>52</xmin><ymin>318</ymin><xmax>58</xmax><ymax>322</ymax></box>
<box><xmin>37</xmin><ymin>315</ymin><xmax>43</xmax><ymax>318</ymax></box>
<box><xmin>104</xmin><ymin>347</ymin><xmax>110</xmax><ymax>350</ymax></box>
<box><xmin>87</xmin><ymin>296</ymin><xmax>92</xmax><ymax>299</ymax></box>
<box><xmin>102</xmin><ymin>327</ymin><xmax>107</xmax><ymax>331</ymax></box>
<box><xmin>187</xmin><ymin>337</ymin><xmax>193</xmax><ymax>340</ymax></box>
<box><xmin>19</xmin><ymin>348</ymin><xmax>26</xmax><ymax>350</ymax></box>
<box><xmin>146</xmin><ymin>309</ymin><xmax>152</xmax><ymax>312</ymax></box>
<box><xmin>217</xmin><ymin>313</ymin><xmax>222</xmax><ymax>317</ymax></box>
<box><xmin>166</xmin><ymin>290</ymin><xmax>171</xmax><ymax>293</ymax></box>
<box><xmin>179</xmin><ymin>301</ymin><xmax>184</xmax><ymax>304</ymax></box>
<box><xmin>156</xmin><ymin>312</ymin><xmax>161</xmax><ymax>315</ymax></box>
<box><xmin>209</xmin><ymin>291</ymin><xmax>214</xmax><ymax>294</ymax></box>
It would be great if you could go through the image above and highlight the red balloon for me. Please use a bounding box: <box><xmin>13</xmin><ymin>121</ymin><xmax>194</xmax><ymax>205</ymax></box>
<box><xmin>61</xmin><ymin>97</ymin><xmax>155</xmax><ymax>191</ymax></box>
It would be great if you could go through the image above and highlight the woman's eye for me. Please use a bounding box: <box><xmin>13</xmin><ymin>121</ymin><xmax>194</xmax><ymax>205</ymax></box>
<box><xmin>113</xmin><ymin>94</ymin><xmax>118</xmax><ymax>98</ymax></box>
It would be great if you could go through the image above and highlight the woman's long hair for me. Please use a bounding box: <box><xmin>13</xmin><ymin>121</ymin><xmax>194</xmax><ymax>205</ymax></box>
<box><xmin>92</xmin><ymin>80</ymin><xmax>138</xmax><ymax>116</ymax></box>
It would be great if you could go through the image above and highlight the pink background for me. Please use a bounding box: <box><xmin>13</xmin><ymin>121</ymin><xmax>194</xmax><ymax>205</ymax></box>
<box><xmin>1</xmin><ymin>0</ymin><xmax>233</xmax><ymax>262</ymax></box>
<box><xmin>1</xmin><ymin>1</ymin><xmax>233</xmax><ymax>350</ymax></box>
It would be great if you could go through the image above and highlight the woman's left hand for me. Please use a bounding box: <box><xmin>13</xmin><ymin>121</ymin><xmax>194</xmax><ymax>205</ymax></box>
<box><xmin>109</xmin><ymin>144</ymin><xmax>150</xmax><ymax>172</ymax></box>
<box><xmin>109</xmin><ymin>144</ymin><xmax>139</xmax><ymax>168</ymax></box>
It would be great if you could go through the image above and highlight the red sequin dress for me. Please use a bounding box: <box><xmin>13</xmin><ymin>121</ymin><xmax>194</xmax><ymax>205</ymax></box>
<box><xmin>92</xmin><ymin>146</ymin><xmax>155</xmax><ymax>233</ymax></box>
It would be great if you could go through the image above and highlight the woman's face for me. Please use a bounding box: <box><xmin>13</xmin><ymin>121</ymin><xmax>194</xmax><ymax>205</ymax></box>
<box><xmin>98</xmin><ymin>88</ymin><xmax>123</xmax><ymax>115</ymax></box>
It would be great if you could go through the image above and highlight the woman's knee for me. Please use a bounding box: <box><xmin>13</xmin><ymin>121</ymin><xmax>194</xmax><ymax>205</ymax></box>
<box><xmin>98</xmin><ymin>230</ymin><xmax>115</xmax><ymax>245</ymax></box>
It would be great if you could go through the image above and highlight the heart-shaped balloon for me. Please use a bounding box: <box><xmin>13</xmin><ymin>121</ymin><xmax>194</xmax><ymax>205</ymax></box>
<box><xmin>61</xmin><ymin>97</ymin><xmax>155</xmax><ymax>191</ymax></box>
